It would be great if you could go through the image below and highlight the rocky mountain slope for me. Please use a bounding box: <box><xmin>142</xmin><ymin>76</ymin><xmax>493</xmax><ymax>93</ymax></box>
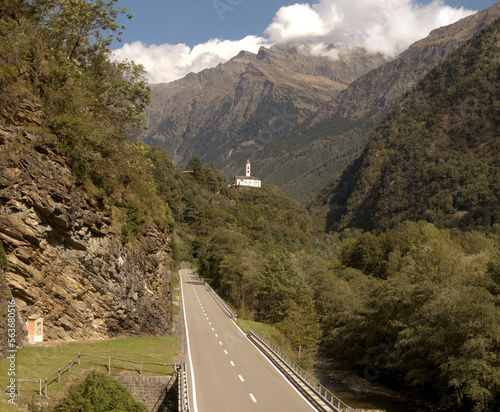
<box><xmin>318</xmin><ymin>15</ymin><xmax>500</xmax><ymax>232</ymax></box>
<box><xmin>261</xmin><ymin>2</ymin><xmax>500</xmax><ymax>203</ymax></box>
<box><xmin>139</xmin><ymin>44</ymin><xmax>388</xmax><ymax>169</ymax></box>
<box><xmin>139</xmin><ymin>3</ymin><xmax>500</xmax><ymax>205</ymax></box>
<box><xmin>0</xmin><ymin>123</ymin><xmax>173</xmax><ymax>343</ymax></box>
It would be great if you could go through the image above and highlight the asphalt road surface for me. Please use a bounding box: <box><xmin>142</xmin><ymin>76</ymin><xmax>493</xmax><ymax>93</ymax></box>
<box><xmin>180</xmin><ymin>268</ymin><xmax>317</xmax><ymax>412</ymax></box>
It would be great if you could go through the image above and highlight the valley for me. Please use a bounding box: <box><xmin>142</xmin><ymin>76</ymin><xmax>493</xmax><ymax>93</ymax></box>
<box><xmin>1</xmin><ymin>1</ymin><xmax>500</xmax><ymax>411</ymax></box>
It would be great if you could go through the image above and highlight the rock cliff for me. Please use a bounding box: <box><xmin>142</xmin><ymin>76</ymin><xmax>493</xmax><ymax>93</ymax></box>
<box><xmin>0</xmin><ymin>123</ymin><xmax>173</xmax><ymax>345</ymax></box>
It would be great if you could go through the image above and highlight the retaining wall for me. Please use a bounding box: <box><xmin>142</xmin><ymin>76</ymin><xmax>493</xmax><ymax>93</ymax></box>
<box><xmin>115</xmin><ymin>375</ymin><xmax>177</xmax><ymax>412</ymax></box>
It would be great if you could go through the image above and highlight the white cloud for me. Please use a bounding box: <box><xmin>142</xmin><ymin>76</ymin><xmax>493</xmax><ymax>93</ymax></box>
<box><xmin>112</xmin><ymin>0</ymin><xmax>476</xmax><ymax>84</ymax></box>
<box><xmin>265</xmin><ymin>0</ymin><xmax>476</xmax><ymax>56</ymax></box>
<box><xmin>112</xmin><ymin>35</ymin><xmax>269</xmax><ymax>84</ymax></box>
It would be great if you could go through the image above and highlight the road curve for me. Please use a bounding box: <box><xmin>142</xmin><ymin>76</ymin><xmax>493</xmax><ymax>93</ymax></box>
<box><xmin>180</xmin><ymin>268</ymin><xmax>317</xmax><ymax>412</ymax></box>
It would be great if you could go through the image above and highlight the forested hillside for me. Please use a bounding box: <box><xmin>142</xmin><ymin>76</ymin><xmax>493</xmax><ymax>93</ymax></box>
<box><xmin>271</xmin><ymin>2</ymin><xmax>500</xmax><ymax>204</ymax></box>
<box><xmin>2</xmin><ymin>2</ymin><xmax>500</xmax><ymax>411</ymax></box>
<box><xmin>320</xmin><ymin>16</ymin><xmax>500</xmax><ymax>232</ymax></box>
<box><xmin>138</xmin><ymin>3</ymin><xmax>500</xmax><ymax>206</ymax></box>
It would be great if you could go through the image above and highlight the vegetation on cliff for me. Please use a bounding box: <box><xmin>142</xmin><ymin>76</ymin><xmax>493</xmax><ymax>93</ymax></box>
<box><xmin>0</xmin><ymin>0</ymin><xmax>173</xmax><ymax>238</ymax></box>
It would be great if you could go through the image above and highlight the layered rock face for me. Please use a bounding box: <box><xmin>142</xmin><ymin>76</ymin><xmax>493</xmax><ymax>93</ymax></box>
<box><xmin>0</xmin><ymin>124</ymin><xmax>172</xmax><ymax>342</ymax></box>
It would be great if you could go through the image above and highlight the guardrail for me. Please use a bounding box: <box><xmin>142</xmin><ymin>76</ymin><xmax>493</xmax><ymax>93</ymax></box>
<box><xmin>200</xmin><ymin>277</ymin><xmax>236</xmax><ymax>321</ymax></box>
<box><xmin>177</xmin><ymin>360</ymin><xmax>190</xmax><ymax>412</ymax></box>
<box><xmin>15</xmin><ymin>353</ymin><xmax>176</xmax><ymax>398</ymax></box>
<box><xmin>248</xmin><ymin>329</ymin><xmax>355</xmax><ymax>412</ymax></box>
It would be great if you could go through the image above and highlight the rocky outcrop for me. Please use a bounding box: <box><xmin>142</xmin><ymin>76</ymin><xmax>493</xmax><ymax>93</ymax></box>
<box><xmin>0</xmin><ymin>268</ymin><xmax>28</xmax><ymax>359</ymax></box>
<box><xmin>140</xmin><ymin>44</ymin><xmax>388</xmax><ymax>169</ymax></box>
<box><xmin>0</xmin><ymin>124</ymin><xmax>173</xmax><ymax>343</ymax></box>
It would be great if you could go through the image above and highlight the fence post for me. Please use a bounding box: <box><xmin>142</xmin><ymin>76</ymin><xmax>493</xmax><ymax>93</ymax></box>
<box><xmin>39</xmin><ymin>379</ymin><xmax>42</xmax><ymax>396</ymax></box>
<box><xmin>140</xmin><ymin>361</ymin><xmax>143</xmax><ymax>375</ymax></box>
<box><xmin>44</xmin><ymin>379</ymin><xmax>48</xmax><ymax>397</ymax></box>
<box><xmin>78</xmin><ymin>353</ymin><xmax>81</xmax><ymax>365</ymax></box>
<box><xmin>58</xmin><ymin>368</ymin><xmax>62</xmax><ymax>383</ymax></box>
<box><xmin>108</xmin><ymin>356</ymin><xmax>111</xmax><ymax>375</ymax></box>
<box><xmin>69</xmin><ymin>361</ymin><xmax>72</xmax><ymax>373</ymax></box>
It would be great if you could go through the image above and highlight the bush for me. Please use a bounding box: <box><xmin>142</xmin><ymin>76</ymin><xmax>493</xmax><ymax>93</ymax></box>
<box><xmin>52</xmin><ymin>371</ymin><xmax>148</xmax><ymax>412</ymax></box>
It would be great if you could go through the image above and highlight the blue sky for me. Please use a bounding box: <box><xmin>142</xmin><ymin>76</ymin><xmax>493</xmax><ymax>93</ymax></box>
<box><xmin>111</xmin><ymin>0</ymin><xmax>499</xmax><ymax>83</ymax></box>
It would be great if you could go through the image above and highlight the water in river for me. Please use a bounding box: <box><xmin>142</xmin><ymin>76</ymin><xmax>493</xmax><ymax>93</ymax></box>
<box><xmin>333</xmin><ymin>388</ymin><xmax>433</xmax><ymax>412</ymax></box>
<box><xmin>316</xmin><ymin>366</ymin><xmax>435</xmax><ymax>412</ymax></box>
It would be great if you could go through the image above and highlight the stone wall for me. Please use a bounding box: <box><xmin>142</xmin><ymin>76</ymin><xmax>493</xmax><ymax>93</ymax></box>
<box><xmin>0</xmin><ymin>123</ymin><xmax>173</xmax><ymax>345</ymax></box>
<box><xmin>115</xmin><ymin>375</ymin><xmax>177</xmax><ymax>412</ymax></box>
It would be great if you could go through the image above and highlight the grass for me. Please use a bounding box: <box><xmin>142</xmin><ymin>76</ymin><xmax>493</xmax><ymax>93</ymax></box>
<box><xmin>236</xmin><ymin>318</ymin><xmax>287</xmax><ymax>347</ymax></box>
<box><xmin>0</xmin><ymin>335</ymin><xmax>179</xmax><ymax>411</ymax></box>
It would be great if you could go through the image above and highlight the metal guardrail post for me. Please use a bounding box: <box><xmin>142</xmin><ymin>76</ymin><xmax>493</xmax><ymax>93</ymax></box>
<box><xmin>200</xmin><ymin>278</ymin><xmax>236</xmax><ymax>321</ymax></box>
<box><xmin>177</xmin><ymin>360</ymin><xmax>190</xmax><ymax>412</ymax></box>
<box><xmin>248</xmin><ymin>329</ymin><xmax>354</xmax><ymax>412</ymax></box>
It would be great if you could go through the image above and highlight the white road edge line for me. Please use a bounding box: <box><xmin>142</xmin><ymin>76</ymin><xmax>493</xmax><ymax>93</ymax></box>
<box><xmin>180</xmin><ymin>269</ymin><xmax>199</xmax><ymax>412</ymax></box>
<box><xmin>239</xmin><ymin>375</ymin><xmax>244</xmax><ymax>382</ymax></box>
<box><xmin>232</xmin><ymin>321</ymin><xmax>317</xmax><ymax>411</ymax></box>
<box><xmin>250</xmin><ymin>393</ymin><xmax>257</xmax><ymax>403</ymax></box>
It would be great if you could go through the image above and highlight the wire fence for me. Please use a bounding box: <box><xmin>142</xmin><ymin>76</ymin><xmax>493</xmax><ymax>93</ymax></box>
<box><xmin>15</xmin><ymin>353</ymin><xmax>177</xmax><ymax>398</ymax></box>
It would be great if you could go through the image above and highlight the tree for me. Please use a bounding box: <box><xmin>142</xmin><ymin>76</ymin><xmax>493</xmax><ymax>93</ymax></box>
<box><xmin>254</xmin><ymin>252</ymin><xmax>320</xmax><ymax>358</ymax></box>
<box><xmin>36</xmin><ymin>0</ymin><xmax>131</xmax><ymax>61</ymax></box>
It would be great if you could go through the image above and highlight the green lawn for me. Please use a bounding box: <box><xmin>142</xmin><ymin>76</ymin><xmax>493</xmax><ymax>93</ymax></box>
<box><xmin>0</xmin><ymin>335</ymin><xmax>179</xmax><ymax>411</ymax></box>
<box><xmin>236</xmin><ymin>319</ymin><xmax>286</xmax><ymax>347</ymax></box>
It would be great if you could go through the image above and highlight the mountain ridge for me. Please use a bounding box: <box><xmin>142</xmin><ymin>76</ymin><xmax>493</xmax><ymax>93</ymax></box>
<box><xmin>264</xmin><ymin>2</ymin><xmax>500</xmax><ymax>203</ymax></box>
<box><xmin>138</xmin><ymin>3</ymin><xmax>500</xmax><ymax>205</ymax></box>
<box><xmin>139</xmin><ymin>44</ymin><xmax>388</xmax><ymax>167</ymax></box>
<box><xmin>318</xmin><ymin>14</ymin><xmax>500</xmax><ymax>232</ymax></box>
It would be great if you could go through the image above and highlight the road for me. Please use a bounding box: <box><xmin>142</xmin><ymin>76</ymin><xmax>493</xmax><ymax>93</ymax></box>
<box><xmin>179</xmin><ymin>268</ymin><xmax>317</xmax><ymax>412</ymax></box>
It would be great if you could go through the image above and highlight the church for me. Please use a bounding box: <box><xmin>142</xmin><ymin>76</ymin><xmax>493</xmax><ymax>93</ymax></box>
<box><xmin>234</xmin><ymin>160</ymin><xmax>261</xmax><ymax>187</ymax></box>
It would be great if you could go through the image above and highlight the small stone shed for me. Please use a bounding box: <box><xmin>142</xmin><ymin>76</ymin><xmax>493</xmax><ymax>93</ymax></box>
<box><xmin>26</xmin><ymin>314</ymin><xmax>44</xmax><ymax>344</ymax></box>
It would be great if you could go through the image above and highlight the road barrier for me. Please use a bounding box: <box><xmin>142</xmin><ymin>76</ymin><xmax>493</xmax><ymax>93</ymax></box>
<box><xmin>200</xmin><ymin>277</ymin><xmax>236</xmax><ymax>321</ymax></box>
<box><xmin>177</xmin><ymin>360</ymin><xmax>190</xmax><ymax>412</ymax></box>
<box><xmin>248</xmin><ymin>329</ymin><xmax>355</xmax><ymax>412</ymax></box>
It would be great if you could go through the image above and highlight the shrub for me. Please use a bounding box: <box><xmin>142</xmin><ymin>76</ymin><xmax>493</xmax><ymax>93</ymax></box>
<box><xmin>52</xmin><ymin>371</ymin><xmax>148</xmax><ymax>412</ymax></box>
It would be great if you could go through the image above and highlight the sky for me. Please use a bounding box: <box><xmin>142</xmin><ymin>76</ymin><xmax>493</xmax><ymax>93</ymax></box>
<box><xmin>111</xmin><ymin>0</ymin><xmax>499</xmax><ymax>84</ymax></box>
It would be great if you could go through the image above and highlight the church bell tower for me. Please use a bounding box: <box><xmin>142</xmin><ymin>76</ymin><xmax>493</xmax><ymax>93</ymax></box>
<box><xmin>246</xmin><ymin>159</ymin><xmax>251</xmax><ymax>177</ymax></box>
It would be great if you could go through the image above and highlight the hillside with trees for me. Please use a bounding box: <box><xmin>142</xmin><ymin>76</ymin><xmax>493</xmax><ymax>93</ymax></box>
<box><xmin>2</xmin><ymin>1</ymin><xmax>500</xmax><ymax>411</ymax></box>
<box><xmin>319</xmin><ymin>16</ymin><xmax>500</xmax><ymax>233</ymax></box>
